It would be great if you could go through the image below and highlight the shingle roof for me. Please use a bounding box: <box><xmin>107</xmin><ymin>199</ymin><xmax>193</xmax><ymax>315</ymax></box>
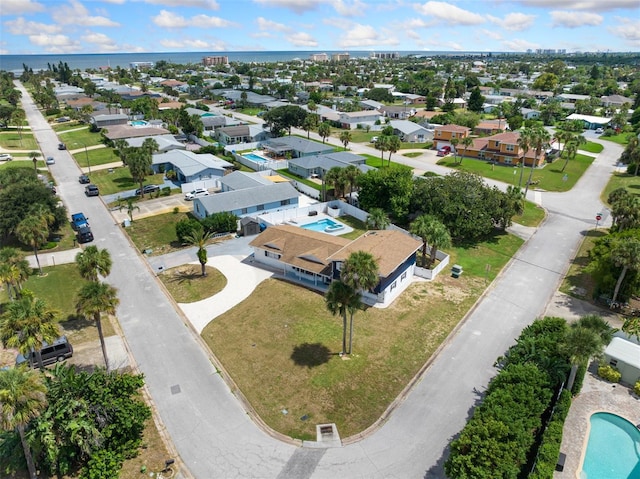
<box><xmin>435</xmin><ymin>124</ymin><xmax>471</xmax><ymax>133</ymax></box>
<box><xmin>198</xmin><ymin>182</ymin><xmax>299</xmax><ymax>215</ymax></box>
<box><xmin>263</xmin><ymin>136</ymin><xmax>334</xmax><ymax>155</ymax></box>
<box><xmin>219</xmin><ymin>171</ymin><xmax>274</xmax><ymax>191</ymax></box>
<box><xmin>153</xmin><ymin>150</ymin><xmax>232</xmax><ymax>177</ymax></box>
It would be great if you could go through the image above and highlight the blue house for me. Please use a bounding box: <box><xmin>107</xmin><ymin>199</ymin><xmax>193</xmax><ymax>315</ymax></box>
<box><xmin>151</xmin><ymin>150</ymin><xmax>233</xmax><ymax>183</ymax></box>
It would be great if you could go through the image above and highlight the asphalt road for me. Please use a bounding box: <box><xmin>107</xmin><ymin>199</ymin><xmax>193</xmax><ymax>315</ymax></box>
<box><xmin>18</xmin><ymin>84</ymin><xmax>623</xmax><ymax>479</ymax></box>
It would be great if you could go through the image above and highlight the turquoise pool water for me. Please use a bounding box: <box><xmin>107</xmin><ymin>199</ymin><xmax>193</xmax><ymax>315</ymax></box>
<box><xmin>130</xmin><ymin>120</ymin><xmax>147</xmax><ymax>127</ymax></box>
<box><xmin>581</xmin><ymin>412</ymin><xmax>640</xmax><ymax>479</ymax></box>
<box><xmin>300</xmin><ymin>218</ymin><xmax>342</xmax><ymax>232</ymax></box>
<box><xmin>243</xmin><ymin>153</ymin><xmax>268</xmax><ymax>163</ymax></box>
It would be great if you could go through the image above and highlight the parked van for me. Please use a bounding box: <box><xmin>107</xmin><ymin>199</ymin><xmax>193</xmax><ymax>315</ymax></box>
<box><xmin>15</xmin><ymin>336</ymin><xmax>73</xmax><ymax>367</ymax></box>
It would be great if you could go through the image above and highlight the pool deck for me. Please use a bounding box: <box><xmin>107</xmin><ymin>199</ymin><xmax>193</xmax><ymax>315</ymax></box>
<box><xmin>554</xmin><ymin>364</ymin><xmax>639</xmax><ymax>479</ymax></box>
<box><xmin>287</xmin><ymin>213</ymin><xmax>354</xmax><ymax>236</ymax></box>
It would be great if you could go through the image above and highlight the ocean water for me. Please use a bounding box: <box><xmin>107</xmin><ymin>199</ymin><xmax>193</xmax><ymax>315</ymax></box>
<box><xmin>0</xmin><ymin>50</ymin><xmax>496</xmax><ymax>73</ymax></box>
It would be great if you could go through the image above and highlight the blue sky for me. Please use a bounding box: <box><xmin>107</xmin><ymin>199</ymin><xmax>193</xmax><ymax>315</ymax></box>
<box><xmin>1</xmin><ymin>0</ymin><xmax>639</xmax><ymax>55</ymax></box>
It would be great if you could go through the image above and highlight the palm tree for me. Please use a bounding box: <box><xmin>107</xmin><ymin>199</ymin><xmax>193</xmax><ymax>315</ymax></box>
<box><xmin>562</xmin><ymin>325</ymin><xmax>604</xmax><ymax>392</ymax></box>
<box><xmin>561</xmin><ymin>135</ymin><xmax>586</xmax><ymax>172</ymax></box>
<box><xmin>622</xmin><ymin>316</ymin><xmax>640</xmax><ymax>342</ymax></box>
<box><xmin>16</xmin><ymin>215</ymin><xmax>49</xmax><ymax>276</ymax></box>
<box><xmin>524</xmin><ymin>126</ymin><xmax>550</xmax><ymax>198</ymax></box>
<box><xmin>118</xmin><ymin>197</ymin><xmax>141</xmax><ymax>222</ymax></box>
<box><xmin>366</xmin><ymin>208</ymin><xmax>390</xmax><ymax>230</ymax></box>
<box><xmin>0</xmin><ymin>291</ymin><xmax>61</xmax><ymax>370</ymax></box>
<box><xmin>410</xmin><ymin>214</ymin><xmax>452</xmax><ymax>268</ymax></box>
<box><xmin>114</xmin><ymin>139</ymin><xmax>129</xmax><ymax>165</ymax></box>
<box><xmin>342</xmin><ymin>164</ymin><xmax>360</xmax><ymax>202</ymax></box>
<box><xmin>516</xmin><ymin>128</ymin><xmax>532</xmax><ymax>190</ymax></box>
<box><xmin>459</xmin><ymin>136</ymin><xmax>473</xmax><ymax>165</ymax></box>
<box><xmin>127</xmin><ymin>147</ymin><xmax>153</xmax><ymax>198</ymax></box>
<box><xmin>302</xmin><ymin>115</ymin><xmax>316</xmax><ymax>139</ymax></box>
<box><xmin>341</xmin><ymin>251</ymin><xmax>379</xmax><ymax>354</ymax></box>
<box><xmin>76</xmin><ymin>281</ymin><xmax>119</xmax><ymax>370</ymax></box>
<box><xmin>323</xmin><ymin>167</ymin><xmax>343</xmax><ymax>200</ymax></box>
<box><xmin>325</xmin><ymin>280</ymin><xmax>360</xmax><ymax>355</ymax></box>
<box><xmin>450</xmin><ymin>137</ymin><xmax>459</xmax><ymax>163</ymax></box>
<box><xmin>318</xmin><ymin>122</ymin><xmax>331</xmax><ymax>143</ymax></box>
<box><xmin>184</xmin><ymin>228</ymin><xmax>213</xmax><ymax>276</ymax></box>
<box><xmin>0</xmin><ymin>367</ymin><xmax>48</xmax><ymax>479</ymax></box>
<box><xmin>555</xmin><ymin>129</ymin><xmax>574</xmax><ymax>161</ymax></box>
<box><xmin>610</xmin><ymin>237</ymin><xmax>640</xmax><ymax>305</ymax></box>
<box><xmin>339</xmin><ymin>130</ymin><xmax>352</xmax><ymax>150</ymax></box>
<box><xmin>75</xmin><ymin>246</ymin><xmax>112</xmax><ymax>282</ymax></box>
<box><xmin>375</xmin><ymin>136</ymin><xmax>389</xmax><ymax>167</ymax></box>
<box><xmin>387</xmin><ymin>135</ymin><xmax>401</xmax><ymax>166</ymax></box>
<box><xmin>505</xmin><ymin>185</ymin><xmax>525</xmax><ymax>217</ymax></box>
<box><xmin>0</xmin><ymin>247</ymin><xmax>30</xmax><ymax>300</ymax></box>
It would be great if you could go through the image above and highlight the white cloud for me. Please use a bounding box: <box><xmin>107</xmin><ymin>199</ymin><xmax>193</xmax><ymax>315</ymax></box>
<box><xmin>502</xmin><ymin>38</ymin><xmax>539</xmax><ymax>51</ymax></box>
<box><xmin>515</xmin><ymin>0</ymin><xmax>638</xmax><ymax>12</ymax></box>
<box><xmin>286</xmin><ymin>32</ymin><xmax>318</xmax><ymax>47</ymax></box>
<box><xmin>100</xmin><ymin>0</ymin><xmax>126</xmax><ymax>4</ymax></box>
<box><xmin>413</xmin><ymin>1</ymin><xmax>485</xmax><ymax>26</ymax></box>
<box><xmin>28</xmin><ymin>33</ymin><xmax>81</xmax><ymax>53</ymax></box>
<box><xmin>159</xmin><ymin>38</ymin><xmax>227</xmax><ymax>50</ymax></box>
<box><xmin>256</xmin><ymin>17</ymin><xmax>291</xmax><ymax>32</ymax></box>
<box><xmin>405</xmin><ymin>18</ymin><xmax>433</xmax><ymax>29</ymax></box>
<box><xmin>51</xmin><ymin>0</ymin><xmax>119</xmax><ymax>27</ymax></box>
<box><xmin>418</xmin><ymin>35</ymin><xmax>464</xmax><ymax>51</ymax></box>
<box><xmin>0</xmin><ymin>0</ymin><xmax>45</xmax><ymax>16</ymax></box>
<box><xmin>5</xmin><ymin>17</ymin><xmax>62</xmax><ymax>35</ymax></box>
<box><xmin>152</xmin><ymin>10</ymin><xmax>235</xmax><ymax>28</ymax></box>
<box><xmin>253</xmin><ymin>0</ymin><xmax>323</xmax><ymax>14</ymax></box>
<box><xmin>336</xmin><ymin>23</ymin><xmax>399</xmax><ymax>48</ymax></box>
<box><xmin>81</xmin><ymin>32</ymin><xmax>120</xmax><ymax>51</ymax></box>
<box><xmin>251</xmin><ymin>31</ymin><xmax>276</xmax><ymax>39</ymax></box>
<box><xmin>144</xmin><ymin>0</ymin><xmax>220</xmax><ymax>8</ymax></box>
<box><xmin>479</xmin><ymin>28</ymin><xmax>502</xmax><ymax>40</ymax></box>
<box><xmin>501</xmin><ymin>12</ymin><xmax>536</xmax><ymax>31</ymax></box>
<box><xmin>331</xmin><ymin>0</ymin><xmax>367</xmax><ymax>17</ymax></box>
<box><xmin>550</xmin><ymin>11</ymin><xmax>602</xmax><ymax>28</ymax></box>
<box><xmin>609</xmin><ymin>18</ymin><xmax>640</xmax><ymax>47</ymax></box>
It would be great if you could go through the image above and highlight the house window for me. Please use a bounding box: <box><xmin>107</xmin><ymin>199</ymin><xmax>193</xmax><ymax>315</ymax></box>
<box><xmin>241</xmin><ymin>208</ymin><xmax>248</xmax><ymax>214</ymax></box>
<box><xmin>265</xmin><ymin>251</ymin><xmax>281</xmax><ymax>259</ymax></box>
<box><xmin>504</xmin><ymin>157</ymin><xmax>512</xmax><ymax>165</ymax></box>
<box><xmin>390</xmin><ymin>280</ymin><xmax>397</xmax><ymax>292</ymax></box>
<box><xmin>609</xmin><ymin>359</ymin><xmax>618</xmax><ymax>367</ymax></box>
<box><xmin>280</xmin><ymin>199</ymin><xmax>291</xmax><ymax>206</ymax></box>
<box><xmin>257</xmin><ymin>204</ymin><xmax>264</xmax><ymax>211</ymax></box>
<box><xmin>401</xmin><ymin>271</ymin><xmax>407</xmax><ymax>281</ymax></box>
<box><xmin>505</xmin><ymin>144</ymin><xmax>515</xmax><ymax>152</ymax></box>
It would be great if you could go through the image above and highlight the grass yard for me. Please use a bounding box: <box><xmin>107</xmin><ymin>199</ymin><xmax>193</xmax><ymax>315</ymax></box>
<box><xmin>278</xmin><ymin>169</ymin><xmax>322</xmax><ymax>191</ymax></box>
<box><xmin>202</xmin><ymin>231</ymin><xmax>521</xmax><ymax>439</ymax></box>
<box><xmin>158</xmin><ymin>264</ymin><xmax>227</xmax><ymax>303</ymax></box>
<box><xmin>560</xmin><ymin>229</ymin><xmax>609</xmax><ymax>300</ymax></box>
<box><xmin>72</xmin><ymin>145</ymin><xmax>120</xmax><ymax>168</ymax></box>
<box><xmin>601</xmin><ymin>172</ymin><xmax>640</xmax><ymax>204</ymax></box>
<box><xmin>89</xmin><ymin>166</ymin><xmax>165</xmax><ymax>196</ymax></box>
<box><xmin>513</xmin><ymin>201</ymin><xmax>546</xmax><ymax>227</ymax></box>
<box><xmin>600</xmin><ymin>132</ymin><xmax>634</xmax><ymax>145</ymax></box>
<box><xmin>582</xmin><ymin>142</ymin><xmax>604</xmax><ymax>154</ymax></box>
<box><xmin>51</xmin><ymin>121</ymin><xmax>83</xmax><ymax>132</ymax></box>
<box><xmin>58</xmin><ymin>127</ymin><xmax>105</xmax><ymax>148</ymax></box>
<box><xmin>403</xmin><ymin>152</ymin><xmax>423</xmax><ymax>158</ymax></box>
<box><xmin>364</xmin><ymin>155</ymin><xmax>407</xmax><ymax>169</ymax></box>
<box><xmin>337</xmin><ymin>215</ymin><xmax>367</xmax><ymax>240</ymax></box>
<box><xmin>0</xmin><ymin>131</ymin><xmax>39</xmax><ymax>150</ymax></box>
<box><xmin>437</xmin><ymin>153</ymin><xmax>595</xmax><ymax>192</ymax></box>
<box><xmin>124</xmin><ymin>211</ymin><xmax>188</xmax><ymax>255</ymax></box>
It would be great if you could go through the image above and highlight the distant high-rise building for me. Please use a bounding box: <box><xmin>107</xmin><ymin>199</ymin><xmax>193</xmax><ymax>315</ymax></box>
<box><xmin>332</xmin><ymin>52</ymin><xmax>350</xmax><ymax>61</ymax></box>
<box><xmin>203</xmin><ymin>56</ymin><xmax>229</xmax><ymax>66</ymax></box>
<box><xmin>130</xmin><ymin>61</ymin><xmax>154</xmax><ymax>70</ymax></box>
<box><xmin>369</xmin><ymin>52</ymin><xmax>400</xmax><ymax>60</ymax></box>
<box><xmin>310</xmin><ymin>53</ymin><xmax>329</xmax><ymax>62</ymax></box>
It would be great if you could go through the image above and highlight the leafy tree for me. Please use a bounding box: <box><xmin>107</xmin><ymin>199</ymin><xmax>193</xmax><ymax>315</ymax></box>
<box><xmin>467</xmin><ymin>86</ymin><xmax>484</xmax><ymax>112</ymax></box>
<box><xmin>532</xmin><ymin>72</ymin><xmax>558</xmax><ymax>91</ymax></box>
<box><xmin>622</xmin><ymin>316</ymin><xmax>640</xmax><ymax>341</ymax></box>
<box><xmin>318</xmin><ymin>122</ymin><xmax>331</xmax><ymax>143</ymax></box>
<box><xmin>366</xmin><ymin>208</ymin><xmax>390</xmax><ymax>230</ymax></box>
<box><xmin>176</xmin><ymin>218</ymin><xmax>204</xmax><ymax>243</ymax></box>
<box><xmin>0</xmin><ymin>367</ymin><xmax>47</xmax><ymax>479</ymax></box>
<box><xmin>325</xmin><ymin>281</ymin><xmax>360</xmax><ymax>355</ymax></box>
<box><xmin>76</xmin><ymin>282</ymin><xmax>119</xmax><ymax>370</ymax></box>
<box><xmin>410</xmin><ymin>214</ymin><xmax>452</xmax><ymax>268</ymax></box>
<box><xmin>0</xmin><ymin>291</ymin><xmax>60</xmax><ymax>370</ymax></box>
<box><xmin>0</xmin><ymin>247</ymin><xmax>30</xmax><ymax>301</ymax></box>
<box><xmin>609</xmin><ymin>189</ymin><xmax>640</xmax><ymax>231</ymax></box>
<box><xmin>386</xmin><ymin>135</ymin><xmax>401</xmax><ymax>165</ymax></box>
<box><xmin>364</xmin><ymin>87</ymin><xmax>393</xmax><ymax>102</ymax></box>
<box><xmin>76</xmin><ymin>246</ymin><xmax>112</xmax><ymax>282</ymax></box>
<box><xmin>524</xmin><ymin>125</ymin><xmax>550</xmax><ymax>197</ymax></box>
<box><xmin>184</xmin><ymin>228</ymin><xmax>212</xmax><ymax>276</ymax></box>
<box><xmin>262</xmin><ymin>105</ymin><xmax>307</xmax><ymax>137</ymax></box>
<box><xmin>200</xmin><ymin>211</ymin><xmax>238</xmax><ymax>234</ymax></box>
<box><xmin>358</xmin><ymin>164</ymin><xmax>414</xmax><ymax>220</ymax></box>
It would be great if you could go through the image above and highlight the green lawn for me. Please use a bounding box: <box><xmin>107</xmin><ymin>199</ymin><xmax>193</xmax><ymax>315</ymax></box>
<box><xmin>158</xmin><ymin>264</ymin><xmax>227</xmax><ymax>303</ymax></box>
<box><xmin>560</xmin><ymin>229</ymin><xmax>609</xmax><ymax>300</ymax></box>
<box><xmin>0</xmin><ymin>131</ymin><xmax>39</xmax><ymax>150</ymax></box>
<box><xmin>403</xmin><ymin>152</ymin><xmax>423</xmax><ymax>158</ymax></box>
<box><xmin>58</xmin><ymin>127</ymin><xmax>105</xmax><ymax>148</ymax></box>
<box><xmin>582</xmin><ymin>142</ymin><xmax>604</xmax><ymax>154</ymax></box>
<box><xmin>88</xmin><ymin>167</ymin><xmax>165</xmax><ymax>196</ymax></box>
<box><xmin>364</xmin><ymin>155</ymin><xmax>407</xmax><ymax>169</ymax></box>
<box><xmin>277</xmin><ymin>169</ymin><xmax>322</xmax><ymax>190</ymax></box>
<box><xmin>124</xmin><ymin>211</ymin><xmax>190</xmax><ymax>256</ymax></box>
<box><xmin>337</xmin><ymin>215</ymin><xmax>367</xmax><ymax>240</ymax></box>
<box><xmin>601</xmin><ymin>172</ymin><xmax>640</xmax><ymax>204</ymax></box>
<box><xmin>513</xmin><ymin>201</ymin><xmax>546</xmax><ymax>227</ymax></box>
<box><xmin>437</xmin><ymin>153</ymin><xmax>595</xmax><ymax>192</ymax></box>
<box><xmin>202</xmin><ymin>231</ymin><xmax>522</xmax><ymax>439</ymax></box>
<box><xmin>600</xmin><ymin>132</ymin><xmax>634</xmax><ymax>145</ymax></box>
<box><xmin>51</xmin><ymin>121</ymin><xmax>83</xmax><ymax>132</ymax></box>
<box><xmin>73</xmin><ymin>146</ymin><xmax>120</xmax><ymax>168</ymax></box>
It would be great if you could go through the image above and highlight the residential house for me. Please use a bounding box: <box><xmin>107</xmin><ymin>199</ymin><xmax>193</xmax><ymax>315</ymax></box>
<box><xmin>103</xmin><ymin>124</ymin><xmax>171</xmax><ymax>141</ymax></box>
<box><xmin>474</xmin><ymin>120</ymin><xmax>506</xmax><ymax>136</ymax></box>
<box><xmin>217</xmin><ymin>125</ymin><xmax>270</xmax><ymax>145</ymax></box>
<box><xmin>249</xmin><ymin>226</ymin><xmax>421</xmax><ymax>306</ymax></box>
<box><xmin>152</xmin><ymin>150</ymin><xmax>233</xmax><ymax>183</ymax></box>
<box><xmin>602</xmin><ymin>336</ymin><xmax>640</xmax><ymax>385</ymax></box>
<box><xmin>91</xmin><ymin>113</ymin><xmax>128</xmax><ymax>128</ymax></box>
<box><xmin>521</xmin><ymin>108</ymin><xmax>541</xmax><ymax>120</ymax></box>
<box><xmin>125</xmin><ymin>134</ymin><xmax>185</xmax><ymax>152</ymax></box>
<box><xmin>396</xmin><ymin>93</ymin><xmax>426</xmax><ymax>104</ymax></box>
<box><xmin>262</xmin><ymin>136</ymin><xmax>334</xmax><ymax>159</ymax></box>
<box><xmin>433</xmin><ymin>124</ymin><xmax>471</xmax><ymax>150</ymax></box>
<box><xmin>389</xmin><ymin>120</ymin><xmax>433</xmax><ymax>143</ymax></box>
<box><xmin>380</xmin><ymin>105</ymin><xmax>416</xmax><ymax>120</ymax></box>
<box><xmin>462</xmin><ymin>131</ymin><xmax>546</xmax><ymax>167</ymax></box>
<box><xmin>360</xmin><ymin>99</ymin><xmax>384</xmax><ymax>110</ymax></box>
<box><xmin>565</xmin><ymin>113</ymin><xmax>611</xmax><ymax>130</ymax></box>
<box><xmin>338</xmin><ymin>110</ymin><xmax>384</xmax><ymax>130</ymax></box>
<box><xmin>219</xmin><ymin>171</ymin><xmax>275</xmax><ymax>192</ymax></box>
<box><xmin>288</xmin><ymin>152</ymin><xmax>371</xmax><ymax>178</ymax></box>
<box><xmin>193</xmin><ymin>182</ymin><xmax>299</xmax><ymax>219</ymax></box>
<box><xmin>600</xmin><ymin>94</ymin><xmax>634</xmax><ymax>108</ymax></box>
<box><xmin>437</xmin><ymin>98</ymin><xmax>467</xmax><ymax>109</ymax></box>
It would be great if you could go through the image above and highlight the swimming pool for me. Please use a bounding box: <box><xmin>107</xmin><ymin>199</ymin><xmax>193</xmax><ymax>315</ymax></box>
<box><xmin>130</xmin><ymin>120</ymin><xmax>148</xmax><ymax>127</ymax></box>
<box><xmin>300</xmin><ymin>218</ymin><xmax>345</xmax><ymax>233</ymax></box>
<box><xmin>243</xmin><ymin>153</ymin><xmax>268</xmax><ymax>163</ymax></box>
<box><xmin>580</xmin><ymin>412</ymin><xmax>640</xmax><ymax>478</ymax></box>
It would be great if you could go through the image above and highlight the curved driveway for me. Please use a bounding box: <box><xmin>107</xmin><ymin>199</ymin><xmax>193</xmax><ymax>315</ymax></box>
<box><xmin>17</xmin><ymin>84</ymin><xmax>622</xmax><ymax>478</ymax></box>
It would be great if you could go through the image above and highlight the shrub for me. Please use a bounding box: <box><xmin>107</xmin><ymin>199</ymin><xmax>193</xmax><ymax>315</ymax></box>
<box><xmin>634</xmin><ymin>380</ymin><xmax>640</xmax><ymax>396</ymax></box>
<box><xmin>571</xmin><ymin>362</ymin><xmax>587</xmax><ymax>396</ymax></box>
<box><xmin>161</xmin><ymin>186</ymin><xmax>171</xmax><ymax>196</ymax></box>
<box><xmin>175</xmin><ymin>218</ymin><xmax>203</xmax><ymax>243</ymax></box>
<box><xmin>597</xmin><ymin>364</ymin><xmax>621</xmax><ymax>383</ymax></box>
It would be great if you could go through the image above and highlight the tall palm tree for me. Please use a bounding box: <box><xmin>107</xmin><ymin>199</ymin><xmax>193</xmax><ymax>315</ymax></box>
<box><xmin>0</xmin><ymin>247</ymin><xmax>30</xmax><ymax>300</ymax></box>
<box><xmin>325</xmin><ymin>280</ymin><xmax>360</xmax><ymax>355</ymax></box>
<box><xmin>75</xmin><ymin>246</ymin><xmax>112</xmax><ymax>282</ymax></box>
<box><xmin>610</xmin><ymin>237</ymin><xmax>640</xmax><ymax>305</ymax></box>
<box><xmin>458</xmin><ymin>136</ymin><xmax>473</xmax><ymax>165</ymax></box>
<box><xmin>114</xmin><ymin>139</ymin><xmax>129</xmax><ymax>165</ymax></box>
<box><xmin>16</xmin><ymin>215</ymin><xmax>49</xmax><ymax>276</ymax></box>
<box><xmin>366</xmin><ymin>208</ymin><xmax>390</xmax><ymax>230</ymax></box>
<box><xmin>0</xmin><ymin>291</ymin><xmax>60</xmax><ymax>370</ymax></box>
<box><xmin>184</xmin><ymin>228</ymin><xmax>213</xmax><ymax>276</ymax></box>
<box><xmin>341</xmin><ymin>251</ymin><xmax>379</xmax><ymax>354</ymax></box>
<box><xmin>449</xmin><ymin>137</ymin><xmax>459</xmax><ymax>163</ymax></box>
<box><xmin>375</xmin><ymin>136</ymin><xmax>389</xmax><ymax>167</ymax></box>
<box><xmin>318</xmin><ymin>122</ymin><xmax>331</xmax><ymax>143</ymax></box>
<box><xmin>76</xmin><ymin>281</ymin><xmax>119</xmax><ymax>371</ymax></box>
<box><xmin>323</xmin><ymin>167</ymin><xmax>343</xmax><ymax>200</ymax></box>
<box><xmin>561</xmin><ymin>135</ymin><xmax>586</xmax><ymax>172</ymax></box>
<box><xmin>339</xmin><ymin>130</ymin><xmax>352</xmax><ymax>151</ymax></box>
<box><xmin>342</xmin><ymin>164</ymin><xmax>360</xmax><ymax>202</ymax></box>
<box><xmin>555</xmin><ymin>129</ymin><xmax>574</xmax><ymax>161</ymax></box>
<box><xmin>387</xmin><ymin>135</ymin><xmax>401</xmax><ymax>166</ymax></box>
<box><xmin>524</xmin><ymin>126</ymin><xmax>550</xmax><ymax>198</ymax></box>
<box><xmin>410</xmin><ymin>214</ymin><xmax>452</xmax><ymax>268</ymax></box>
<box><xmin>562</xmin><ymin>325</ymin><xmax>604</xmax><ymax>392</ymax></box>
<box><xmin>516</xmin><ymin>128</ymin><xmax>532</xmax><ymax>190</ymax></box>
<box><xmin>118</xmin><ymin>197</ymin><xmax>141</xmax><ymax>222</ymax></box>
<box><xmin>127</xmin><ymin>147</ymin><xmax>153</xmax><ymax>199</ymax></box>
<box><xmin>0</xmin><ymin>367</ymin><xmax>48</xmax><ymax>479</ymax></box>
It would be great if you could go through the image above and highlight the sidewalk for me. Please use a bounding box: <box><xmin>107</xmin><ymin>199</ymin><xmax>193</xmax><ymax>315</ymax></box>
<box><xmin>26</xmin><ymin>247</ymin><xmax>82</xmax><ymax>269</ymax></box>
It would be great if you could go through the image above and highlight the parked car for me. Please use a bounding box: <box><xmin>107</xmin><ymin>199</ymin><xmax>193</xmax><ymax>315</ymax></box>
<box><xmin>78</xmin><ymin>174</ymin><xmax>90</xmax><ymax>184</ymax></box>
<box><xmin>15</xmin><ymin>336</ymin><xmax>73</xmax><ymax>368</ymax></box>
<box><xmin>56</xmin><ymin>116</ymin><xmax>70</xmax><ymax>123</ymax></box>
<box><xmin>58</xmin><ymin>142</ymin><xmax>66</xmax><ymax>150</ymax></box>
<box><xmin>71</xmin><ymin>212</ymin><xmax>89</xmax><ymax>231</ymax></box>
<box><xmin>437</xmin><ymin>146</ymin><xmax>452</xmax><ymax>157</ymax></box>
<box><xmin>85</xmin><ymin>184</ymin><xmax>99</xmax><ymax>197</ymax></box>
<box><xmin>185</xmin><ymin>188</ymin><xmax>209</xmax><ymax>200</ymax></box>
<box><xmin>135</xmin><ymin>184</ymin><xmax>161</xmax><ymax>195</ymax></box>
<box><xmin>370</xmin><ymin>136</ymin><xmax>379</xmax><ymax>143</ymax></box>
<box><xmin>76</xmin><ymin>226</ymin><xmax>94</xmax><ymax>244</ymax></box>
<box><xmin>46</xmin><ymin>156</ymin><xmax>55</xmax><ymax>165</ymax></box>
<box><xmin>595</xmin><ymin>127</ymin><xmax>604</xmax><ymax>134</ymax></box>
<box><xmin>0</xmin><ymin>153</ymin><xmax>12</xmax><ymax>161</ymax></box>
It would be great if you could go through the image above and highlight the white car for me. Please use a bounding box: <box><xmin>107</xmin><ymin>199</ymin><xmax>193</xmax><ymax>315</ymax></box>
<box><xmin>595</xmin><ymin>127</ymin><xmax>604</xmax><ymax>134</ymax></box>
<box><xmin>46</xmin><ymin>156</ymin><xmax>55</xmax><ymax>165</ymax></box>
<box><xmin>184</xmin><ymin>188</ymin><xmax>209</xmax><ymax>200</ymax></box>
<box><xmin>0</xmin><ymin>154</ymin><xmax>12</xmax><ymax>162</ymax></box>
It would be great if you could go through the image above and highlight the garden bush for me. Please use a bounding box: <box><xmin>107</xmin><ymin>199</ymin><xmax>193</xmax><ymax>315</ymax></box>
<box><xmin>161</xmin><ymin>186</ymin><xmax>171</xmax><ymax>196</ymax></box>
<box><xmin>175</xmin><ymin>218</ymin><xmax>203</xmax><ymax>243</ymax></box>
<box><xmin>634</xmin><ymin>380</ymin><xmax>640</xmax><ymax>396</ymax></box>
<box><xmin>597</xmin><ymin>364</ymin><xmax>621</xmax><ymax>383</ymax></box>
<box><xmin>571</xmin><ymin>362</ymin><xmax>587</xmax><ymax>396</ymax></box>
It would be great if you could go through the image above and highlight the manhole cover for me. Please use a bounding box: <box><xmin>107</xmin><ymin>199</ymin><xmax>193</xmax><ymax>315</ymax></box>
<box><xmin>170</xmin><ymin>384</ymin><xmax>181</xmax><ymax>395</ymax></box>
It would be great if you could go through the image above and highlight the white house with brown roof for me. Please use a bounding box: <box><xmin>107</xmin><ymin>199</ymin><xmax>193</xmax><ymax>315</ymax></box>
<box><xmin>249</xmin><ymin>225</ymin><xmax>421</xmax><ymax>306</ymax></box>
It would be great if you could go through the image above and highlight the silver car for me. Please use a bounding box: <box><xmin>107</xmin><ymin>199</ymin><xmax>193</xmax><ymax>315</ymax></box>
<box><xmin>184</xmin><ymin>188</ymin><xmax>209</xmax><ymax>200</ymax></box>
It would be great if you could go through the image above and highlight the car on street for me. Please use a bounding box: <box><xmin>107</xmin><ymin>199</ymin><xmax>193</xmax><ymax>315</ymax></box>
<box><xmin>46</xmin><ymin>156</ymin><xmax>55</xmax><ymax>165</ymax></box>
<box><xmin>184</xmin><ymin>188</ymin><xmax>209</xmax><ymax>200</ymax></box>
<box><xmin>79</xmin><ymin>174</ymin><xmax>90</xmax><ymax>184</ymax></box>
<box><xmin>595</xmin><ymin>127</ymin><xmax>604</xmax><ymax>134</ymax></box>
<box><xmin>71</xmin><ymin>212</ymin><xmax>89</xmax><ymax>231</ymax></box>
<box><xmin>58</xmin><ymin>142</ymin><xmax>66</xmax><ymax>150</ymax></box>
<box><xmin>370</xmin><ymin>136</ymin><xmax>379</xmax><ymax>143</ymax></box>
<box><xmin>0</xmin><ymin>153</ymin><xmax>12</xmax><ymax>161</ymax></box>
<box><xmin>85</xmin><ymin>184</ymin><xmax>99</xmax><ymax>197</ymax></box>
<box><xmin>135</xmin><ymin>184</ymin><xmax>161</xmax><ymax>195</ymax></box>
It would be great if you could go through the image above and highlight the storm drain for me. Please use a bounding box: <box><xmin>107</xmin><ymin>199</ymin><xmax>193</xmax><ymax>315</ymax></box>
<box><xmin>316</xmin><ymin>423</ymin><xmax>340</xmax><ymax>444</ymax></box>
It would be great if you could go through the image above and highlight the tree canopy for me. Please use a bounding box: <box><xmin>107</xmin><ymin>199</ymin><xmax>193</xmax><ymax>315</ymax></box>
<box><xmin>262</xmin><ymin>105</ymin><xmax>307</xmax><ymax>137</ymax></box>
